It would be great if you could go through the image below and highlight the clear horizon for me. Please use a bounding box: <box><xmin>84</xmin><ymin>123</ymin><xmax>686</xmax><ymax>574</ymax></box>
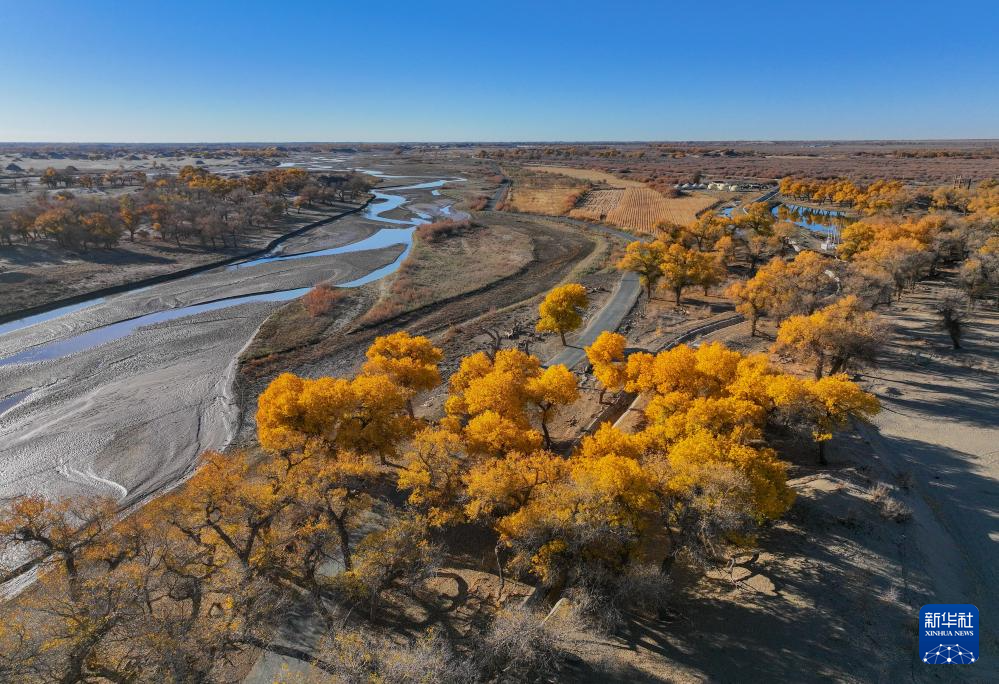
<box><xmin>2</xmin><ymin>0</ymin><xmax>998</xmax><ymax>142</ymax></box>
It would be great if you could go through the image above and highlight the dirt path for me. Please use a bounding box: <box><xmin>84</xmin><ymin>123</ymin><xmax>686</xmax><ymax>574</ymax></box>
<box><xmin>859</xmin><ymin>279</ymin><xmax>999</xmax><ymax>675</ymax></box>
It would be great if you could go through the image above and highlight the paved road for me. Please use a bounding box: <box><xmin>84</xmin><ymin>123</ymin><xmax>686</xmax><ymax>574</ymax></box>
<box><xmin>244</xmin><ymin>199</ymin><xmax>645</xmax><ymax>683</ymax></box>
<box><xmin>544</xmin><ymin>216</ymin><xmax>645</xmax><ymax>369</ymax></box>
<box><xmin>480</xmin><ymin>179</ymin><xmax>645</xmax><ymax>370</ymax></box>
<box><xmin>547</xmin><ymin>269</ymin><xmax>641</xmax><ymax>369</ymax></box>
<box><xmin>546</xmin><ymin>187</ymin><xmax>778</xmax><ymax>370</ymax></box>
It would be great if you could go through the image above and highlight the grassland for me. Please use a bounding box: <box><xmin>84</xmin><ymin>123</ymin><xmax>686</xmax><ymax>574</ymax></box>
<box><xmin>503</xmin><ymin>166</ymin><xmax>589</xmax><ymax>214</ymax></box>
<box><xmin>359</xmin><ymin>220</ymin><xmax>535</xmax><ymax>325</ymax></box>
<box><xmin>531</xmin><ymin>165</ymin><xmax>645</xmax><ymax>187</ymax></box>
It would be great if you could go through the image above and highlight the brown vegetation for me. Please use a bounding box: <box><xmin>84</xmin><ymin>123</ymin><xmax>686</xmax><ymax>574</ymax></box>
<box><xmin>302</xmin><ymin>283</ymin><xmax>347</xmax><ymax>318</ymax></box>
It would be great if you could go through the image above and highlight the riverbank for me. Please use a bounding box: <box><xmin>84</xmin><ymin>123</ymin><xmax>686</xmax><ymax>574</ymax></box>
<box><xmin>0</xmin><ymin>171</ymin><xmax>466</xmax><ymax>513</ymax></box>
<box><xmin>0</xmin><ymin>200</ymin><xmax>370</xmax><ymax>322</ymax></box>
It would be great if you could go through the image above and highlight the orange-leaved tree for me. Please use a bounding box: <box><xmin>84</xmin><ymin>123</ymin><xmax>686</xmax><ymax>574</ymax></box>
<box><xmin>537</xmin><ymin>283</ymin><xmax>589</xmax><ymax>345</ymax></box>
<box><xmin>584</xmin><ymin>330</ymin><xmax>628</xmax><ymax>402</ymax></box>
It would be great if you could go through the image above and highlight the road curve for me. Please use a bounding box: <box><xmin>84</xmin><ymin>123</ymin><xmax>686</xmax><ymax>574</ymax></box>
<box><xmin>545</xmin><ymin>217</ymin><xmax>644</xmax><ymax>369</ymax></box>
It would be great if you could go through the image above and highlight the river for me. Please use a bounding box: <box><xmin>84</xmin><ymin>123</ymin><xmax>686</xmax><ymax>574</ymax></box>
<box><xmin>0</xmin><ymin>167</ymin><xmax>462</xmax><ymax>508</ymax></box>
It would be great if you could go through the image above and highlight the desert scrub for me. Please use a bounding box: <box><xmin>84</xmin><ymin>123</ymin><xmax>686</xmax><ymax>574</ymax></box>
<box><xmin>302</xmin><ymin>283</ymin><xmax>346</xmax><ymax>317</ymax></box>
<box><xmin>359</xmin><ymin>219</ymin><xmax>533</xmax><ymax>325</ymax></box>
<box><xmin>869</xmin><ymin>482</ymin><xmax>913</xmax><ymax>523</ymax></box>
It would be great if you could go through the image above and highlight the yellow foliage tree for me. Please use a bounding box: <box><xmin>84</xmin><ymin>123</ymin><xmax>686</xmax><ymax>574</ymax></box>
<box><xmin>584</xmin><ymin>331</ymin><xmax>628</xmax><ymax>402</ymax></box>
<box><xmin>256</xmin><ymin>369</ymin><xmax>414</xmax><ymax>463</ymax></box>
<box><xmin>803</xmin><ymin>374</ymin><xmax>880</xmax><ymax>464</ymax></box>
<box><xmin>617</xmin><ymin>239</ymin><xmax>667</xmax><ymax>300</ymax></box>
<box><xmin>855</xmin><ymin>237</ymin><xmax>932</xmax><ymax>299</ymax></box>
<box><xmin>773</xmin><ymin>295</ymin><xmax>883</xmax><ymax>378</ymax></box>
<box><xmin>525</xmin><ymin>364</ymin><xmax>579</xmax><ymax>447</ymax></box>
<box><xmin>537</xmin><ymin>283</ymin><xmax>589</xmax><ymax>345</ymax></box>
<box><xmin>398</xmin><ymin>429</ymin><xmax>468</xmax><ymax>525</ymax></box>
<box><xmin>658</xmin><ymin>243</ymin><xmax>721</xmax><ymax>304</ymax></box>
<box><xmin>682</xmin><ymin>212</ymin><xmax>726</xmax><ymax>251</ymax></box>
<box><xmin>362</xmin><ymin>331</ymin><xmax>443</xmax><ymax>416</ymax></box>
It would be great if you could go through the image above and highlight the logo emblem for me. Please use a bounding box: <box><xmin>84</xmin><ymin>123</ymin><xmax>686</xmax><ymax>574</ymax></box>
<box><xmin>920</xmin><ymin>604</ymin><xmax>978</xmax><ymax>664</ymax></box>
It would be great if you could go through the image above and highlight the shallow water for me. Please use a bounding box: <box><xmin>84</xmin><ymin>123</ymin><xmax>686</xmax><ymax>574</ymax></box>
<box><xmin>0</xmin><ymin>298</ymin><xmax>107</xmax><ymax>339</ymax></box>
<box><xmin>0</xmin><ymin>388</ymin><xmax>32</xmax><ymax>416</ymax></box>
<box><xmin>773</xmin><ymin>203</ymin><xmax>846</xmax><ymax>236</ymax></box>
<box><xmin>0</xmin><ymin>172</ymin><xmax>455</xmax><ymax>366</ymax></box>
<box><xmin>0</xmin><ymin>288</ymin><xmax>312</xmax><ymax>367</ymax></box>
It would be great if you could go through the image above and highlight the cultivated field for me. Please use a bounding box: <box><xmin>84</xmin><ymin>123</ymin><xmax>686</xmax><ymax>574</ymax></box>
<box><xmin>602</xmin><ymin>187</ymin><xmax>719</xmax><ymax>234</ymax></box>
<box><xmin>568</xmin><ymin>188</ymin><xmax>624</xmax><ymax>221</ymax></box>
<box><xmin>515</xmin><ymin>165</ymin><xmax>720</xmax><ymax>233</ymax></box>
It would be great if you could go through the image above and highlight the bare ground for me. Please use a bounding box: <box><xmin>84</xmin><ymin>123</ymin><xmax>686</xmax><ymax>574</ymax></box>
<box><xmin>0</xmin><ymin>203</ymin><xmax>367</xmax><ymax>319</ymax></box>
<box><xmin>565</xmin><ymin>278</ymin><xmax>999</xmax><ymax>682</ymax></box>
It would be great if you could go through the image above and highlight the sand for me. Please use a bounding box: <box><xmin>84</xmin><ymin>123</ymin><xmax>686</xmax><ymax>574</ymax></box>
<box><xmin>0</xmin><ymin>244</ymin><xmax>403</xmax><ymax>506</ymax></box>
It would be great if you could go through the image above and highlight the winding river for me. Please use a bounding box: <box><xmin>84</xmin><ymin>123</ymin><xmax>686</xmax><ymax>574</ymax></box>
<box><xmin>0</xmin><ymin>176</ymin><xmax>456</xmax><ymax>366</ymax></box>
<box><xmin>0</xmin><ymin>168</ymin><xmax>462</xmax><ymax>505</ymax></box>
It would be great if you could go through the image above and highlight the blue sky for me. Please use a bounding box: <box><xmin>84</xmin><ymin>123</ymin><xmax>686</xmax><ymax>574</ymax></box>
<box><xmin>1</xmin><ymin>0</ymin><xmax>997</xmax><ymax>142</ymax></box>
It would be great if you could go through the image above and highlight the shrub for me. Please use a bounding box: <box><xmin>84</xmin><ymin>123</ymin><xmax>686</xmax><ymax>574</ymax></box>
<box><xmin>414</xmin><ymin>218</ymin><xmax>471</xmax><ymax>243</ymax></box>
<box><xmin>565</xmin><ymin>564</ymin><xmax>671</xmax><ymax>633</ymax></box>
<box><xmin>870</xmin><ymin>482</ymin><xmax>912</xmax><ymax>523</ymax></box>
<box><xmin>476</xmin><ymin>607</ymin><xmax>574</xmax><ymax>681</ymax></box>
<box><xmin>302</xmin><ymin>283</ymin><xmax>344</xmax><ymax>317</ymax></box>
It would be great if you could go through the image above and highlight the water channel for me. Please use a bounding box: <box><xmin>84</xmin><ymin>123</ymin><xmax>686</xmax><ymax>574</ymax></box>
<box><xmin>0</xmin><ymin>168</ymin><xmax>462</xmax><ymax>445</ymax></box>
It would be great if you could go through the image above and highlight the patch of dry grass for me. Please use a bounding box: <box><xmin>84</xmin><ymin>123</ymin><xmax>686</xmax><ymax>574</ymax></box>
<box><xmin>504</xmin><ymin>167</ymin><xmax>589</xmax><ymax>215</ymax></box>
<box><xmin>241</xmin><ymin>287</ymin><xmax>357</xmax><ymax>361</ymax></box>
<box><xmin>531</xmin><ymin>165</ymin><xmax>645</xmax><ymax>188</ymax></box>
<box><xmin>360</xmin><ymin>221</ymin><xmax>534</xmax><ymax>325</ymax></box>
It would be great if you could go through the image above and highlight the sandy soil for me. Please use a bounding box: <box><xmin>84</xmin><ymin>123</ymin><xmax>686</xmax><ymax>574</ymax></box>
<box><xmin>0</xmin><ymin>159</ymin><xmax>480</xmax><ymax>516</ymax></box>
<box><xmin>564</xmin><ymin>278</ymin><xmax>999</xmax><ymax>682</ymax></box>
<box><xmin>0</xmin><ymin>245</ymin><xmax>402</xmax><ymax>505</ymax></box>
<box><xmin>859</xmin><ymin>279</ymin><xmax>999</xmax><ymax>677</ymax></box>
<box><xmin>0</xmin><ymin>205</ymin><xmax>367</xmax><ymax>319</ymax></box>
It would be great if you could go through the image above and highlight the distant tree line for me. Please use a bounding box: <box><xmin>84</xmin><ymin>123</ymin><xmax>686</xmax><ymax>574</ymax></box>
<box><xmin>0</xmin><ymin>166</ymin><xmax>375</xmax><ymax>251</ymax></box>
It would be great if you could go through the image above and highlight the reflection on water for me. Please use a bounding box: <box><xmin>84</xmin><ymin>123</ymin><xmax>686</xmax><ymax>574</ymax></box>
<box><xmin>773</xmin><ymin>203</ymin><xmax>849</xmax><ymax>236</ymax></box>
<box><xmin>229</xmin><ymin>228</ymin><xmax>415</xmax><ymax>270</ymax></box>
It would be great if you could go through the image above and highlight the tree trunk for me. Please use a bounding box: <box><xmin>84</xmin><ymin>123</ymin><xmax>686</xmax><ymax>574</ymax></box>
<box><xmin>559</xmin><ymin>330</ymin><xmax>567</xmax><ymax>346</ymax></box>
<box><xmin>750</xmin><ymin>314</ymin><xmax>758</xmax><ymax>337</ymax></box>
<box><xmin>818</xmin><ymin>440</ymin><xmax>828</xmax><ymax>466</ymax></box>
<box><xmin>332</xmin><ymin>514</ymin><xmax>352</xmax><ymax>571</ymax></box>
<box><xmin>494</xmin><ymin>543</ymin><xmax>505</xmax><ymax>602</ymax></box>
<box><xmin>540</xmin><ymin>418</ymin><xmax>552</xmax><ymax>449</ymax></box>
<box><xmin>674</xmin><ymin>287</ymin><xmax>682</xmax><ymax>304</ymax></box>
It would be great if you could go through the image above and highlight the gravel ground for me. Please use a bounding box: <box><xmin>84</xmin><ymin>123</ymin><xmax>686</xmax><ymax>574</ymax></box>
<box><xmin>0</xmin><ymin>244</ymin><xmax>403</xmax><ymax>506</ymax></box>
